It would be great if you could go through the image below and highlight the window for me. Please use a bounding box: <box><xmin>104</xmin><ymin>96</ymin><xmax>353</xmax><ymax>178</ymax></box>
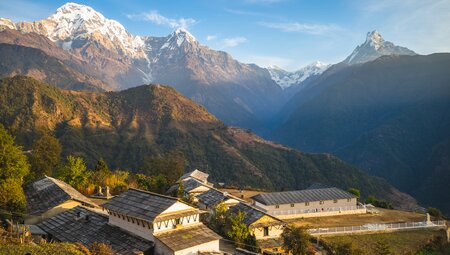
<box><xmin>347</xmin><ymin>198</ymin><xmax>352</xmax><ymax>202</ymax></box>
<box><xmin>333</xmin><ymin>199</ymin><xmax>338</xmax><ymax>203</ymax></box>
<box><xmin>319</xmin><ymin>201</ymin><xmax>324</xmax><ymax>205</ymax></box>
<box><xmin>263</xmin><ymin>227</ymin><xmax>269</xmax><ymax>236</ymax></box>
<box><xmin>305</xmin><ymin>202</ymin><xmax>310</xmax><ymax>206</ymax></box>
<box><xmin>290</xmin><ymin>204</ymin><xmax>295</xmax><ymax>207</ymax></box>
<box><xmin>275</xmin><ymin>205</ymin><xmax>279</xmax><ymax>209</ymax></box>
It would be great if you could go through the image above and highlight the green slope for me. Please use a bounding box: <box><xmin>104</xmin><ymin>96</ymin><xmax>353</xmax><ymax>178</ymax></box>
<box><xmin>0</xmin><ymin>76</ymin><xmax>412</xmax><ymax>207</ymax></box>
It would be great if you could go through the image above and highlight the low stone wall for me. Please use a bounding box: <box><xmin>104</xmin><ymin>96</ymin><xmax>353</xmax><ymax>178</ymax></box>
<box><xmin>275</xmin><ymin>208</ymin><xmax>367</xmax><ymax>220</ymax></box>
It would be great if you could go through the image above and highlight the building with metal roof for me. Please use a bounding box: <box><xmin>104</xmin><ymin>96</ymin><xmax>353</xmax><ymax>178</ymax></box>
<box><xmin>251</xmin><ymin>187</ymin><xmax>366</xmax><ymax>219</ymax></box>
<box><xmin>37</xmin><ymin>206</ymin><xmax>154</xmax><ymax>255</ymax></box>
<box><xmin>24</xmin><ymin>176</ymin><xmax>98</xmax><ymax>224</ymax></box>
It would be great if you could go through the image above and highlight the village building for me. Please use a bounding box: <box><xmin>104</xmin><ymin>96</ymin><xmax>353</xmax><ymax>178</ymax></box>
<box><xmin>24</xmin><ymin>176</ymin><xmax>98</xmax><ymax>224</ymax></box>
<box><xmin>251</xmin><ymin>186</ymin><xmax>366</xmax><ymax>219</ymax></box>
<box><xmin>37</xmin><ymin>206</ymin><xmax>154</xmax><ymax>255</ymax></box>
<box><xmin>102</xmin><ymin>188</ymin><xmax>222</xmax><ymax>255</ymax></box>
<box><xmin>179</xmin><ymin>169</ymin><xmax>210</xmax><ymax>183</ymax></box>
<box><xmin>227</xmin><ymin>202</ymin><xmax>286</xmax><ymax>254</ymax></box>
<box><xmin>197</xmin><ymin>188</ymin><xmax>241</xmax><ymax>214</ymax></box>
<box><xmin>167</xmin><ymin>169</ymin><xmax>213</xmax><ymax>201</ymax></box>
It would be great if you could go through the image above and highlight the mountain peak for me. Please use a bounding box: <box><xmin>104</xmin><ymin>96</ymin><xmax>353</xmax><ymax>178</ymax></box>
<box><xmin>343</xmin><ymin>30</ymin><xmax>416</xmax><ymax>65</ymax></box>
<box><xmin>268</xmin><ymin>61</ymin><xmax>329</xmax><ymax>90</ymax></box>
<box><xmin>0</xmin><ymin>18</ymin><xmax>16</xmax><ymax>30</ymax></box>
<box><xmin>13</xmin><ymin>2</ymin><xmax>146</xmax><ymax>58</ymax></box>
<box><xmin>364</xmin><ymin>30</ymin><xmax>384</xmax><ymax>50</ymax></box>
<box><xmin>159</xmin><ymin>28</ymin><xmax>197</xmax><ymax>50</ymax></box>
<box><xmin>172</xmin><ymin>28</ymin><xmax>196</xmax><ymax>43</ymax></box>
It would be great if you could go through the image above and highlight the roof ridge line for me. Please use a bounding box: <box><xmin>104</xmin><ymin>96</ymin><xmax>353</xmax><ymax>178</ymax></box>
<box><xmin>128</xmin><ymin>187</ymin><xmax>179</xmax><ymax>201</ymax></box>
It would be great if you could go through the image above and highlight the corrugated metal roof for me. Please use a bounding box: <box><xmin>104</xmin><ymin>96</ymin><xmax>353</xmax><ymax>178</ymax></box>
<box><xmin>37</xmin><ymin>206</ymin><xmax>153</xmax><ymax>255</ymax></box>
<box><xmin>24</xmin><ymin>176</ymin><xmax>97</xmax><ymax>215</ymax></box>
<box><xmin>251</xmin><ymin>187</ymin><xmax>356</xmax><ymax>206</ymax></box>
<box><xmin>102</xmin><ymin>188</ymin><xmax>179</xmax><ymax>222</ymax></box>
<box><xmin>154</xmin><ymin>224</ymin><xmax>221</xmax><ymax>252</ymax></box>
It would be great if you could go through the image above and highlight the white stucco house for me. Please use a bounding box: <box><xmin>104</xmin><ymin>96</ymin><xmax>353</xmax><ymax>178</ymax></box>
<box><xmin>102</xmin><ymin>188</ymin><xmax>221</xmax><ymax>255</ymax></box>
<box><xmin>251</xmin><ymin>185</ymin><xmax>366</xmax><ymax>219</ymax></box>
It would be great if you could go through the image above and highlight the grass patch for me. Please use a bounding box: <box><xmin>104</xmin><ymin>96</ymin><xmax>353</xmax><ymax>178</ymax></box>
<box><xmin>322</xmin><ymin>229</ymin><xmax>447</xmax><ymax>254</ymax></box>
<box><xmin>0</xmin><ymin>243</ymin><xmax>88</xmax><ymax>255</ymax></box>
<box><xmin>290</xmin><ymin>208</ymin><xmax>427</xmax><ymax>228</ymax></box>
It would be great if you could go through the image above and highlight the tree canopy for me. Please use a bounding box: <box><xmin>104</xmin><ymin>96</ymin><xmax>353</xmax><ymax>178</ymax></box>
<box><xmin>0</xmin><ymin>124</ymin><xmax>30</xmax><ymax>213</ymax></box>
<box><xmin>30</xmin><ymin>132</ymin><xmax>61</xmax><ymax>179</ymax></box>
<box><xmin>281</xmin><ymin>225</ymin><xmax>313</xmax><ymax>255</ymax></box>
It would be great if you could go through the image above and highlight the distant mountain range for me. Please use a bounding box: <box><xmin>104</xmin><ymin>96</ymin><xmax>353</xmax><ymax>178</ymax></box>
<box><xmin>0</xmin><ymin>3</ymin><xmax>283</xmax><ymax>132</ymax></box>
<box><xmin>0</xmin><ymin>3</ymin><xmax>418</xmax><ymax>132</ymax></box>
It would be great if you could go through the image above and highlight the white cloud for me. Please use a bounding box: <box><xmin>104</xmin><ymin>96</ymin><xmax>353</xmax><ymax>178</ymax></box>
<box><xmin>127</xmin><ymin>10</ymin><xmax>197</xmax><ymax>29</ymax></box>
<box><xmin>259</xmin><ymin>22</ymin><xmax>342</xmax><ymax>35</ymax></box>
<box><xmin>222</xmin><ymin>37</ymin><xmax>248</xmax><ymax>47</ymax></box>
<box><xmin>206</xmin><ymin>35</ymin><xmax>217</xmax><ymax>41</ymax></box>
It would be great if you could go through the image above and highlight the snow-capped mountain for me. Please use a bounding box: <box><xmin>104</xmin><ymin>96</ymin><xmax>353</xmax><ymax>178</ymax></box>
<box><xmin>268</xmin><ymin>61</ymin><xmax>329</xmax><ymax>89</ymax></box>
<box><xmin>0</xmin><ymin>2</ymin><xmax>283</xmax><ymax>131</ymax></box>
<box><xmin>0</xmin><ymin>18</ymin><xmax>16</xmax><ymax>30</ymax></box>
<box><xmin>343</xmin><ymin>30</ymin><xmax>416</xmax><ymax>65</ymax></box>
<box><xmin>14</xmin><ymin>3</ymin><xmax>146</xmax><ymax>58</ymax></box>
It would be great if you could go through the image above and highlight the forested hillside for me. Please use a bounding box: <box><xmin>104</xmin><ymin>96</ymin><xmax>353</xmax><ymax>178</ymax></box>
<box><xmin>0</xmin><ymin>76</ymin><xmax>415</xmax><ymax>208</ymax></box>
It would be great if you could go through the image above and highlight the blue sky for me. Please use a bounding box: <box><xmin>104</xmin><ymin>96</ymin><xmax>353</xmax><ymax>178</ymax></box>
<box><xmin>1</xmin><ymin>0</ymin><xmax>449</xmax><ymax>71</ymax></box>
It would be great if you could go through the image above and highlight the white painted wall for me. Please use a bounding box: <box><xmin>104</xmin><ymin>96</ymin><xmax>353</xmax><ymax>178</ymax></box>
<box><xmin>161</xmin><ymin>202</ymin><xmax>194</xmax><ymax>214</ymax></box>
<box><xmin>108</xmin><ymin>213</ymin><xmax>154</xmax><ymax>241</ymax></box>
<box><xmin>254</xmin><ymin>198</ymin><xmax>358</xmax><ymax>216</ymax></box>
<box><xmin>153</xmin><ymin>214</ymin><xmax>200</xmax><ymax>233</ymax></box>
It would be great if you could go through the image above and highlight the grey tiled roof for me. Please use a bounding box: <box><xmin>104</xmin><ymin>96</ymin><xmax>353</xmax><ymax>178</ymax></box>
<box><xmin>24</xmin><ymin>176</ymin><xmax>97</xmax><ymax>215</ymax></box>
<box><xmin>183</xmin><ymin>178</ymin><xmax>207</xmax><ymax>193</ymax></box>
<box><xmin>37</xmin><ymin>206</ymin><xmax>153</xmax><ymax>255</ymax></box>
<box><xmin>155</xmin><ymin>224</ymin><xmax>221</xmax><ymax>252</ymax></box>
<box><xmin>102</xmin><ymin>188</ymin><xmax>179</xmax><ymax>223</ymax></box>
<box><xmin>227</xmin><ymin>203</ymin><xmax>283</xmax><ymax>227</ymax></box>
<box><xmin>197</xmin><ymin>189</ymin><xmax>228</xmax><ymax>208</ymax></box>
<box><xmin>251</xmin><ymin>187</ymin><xmax>356</xmax><ymax>206</ymax></box>
<box><xmin>166</xmin><ymin>178</ymin><xmax>208</xmax><ymax>195</ymax></box>
<box><xmin>179</xmin><ymin>169</ymin><xmax>209</xmax><ymax>183</ymax></box>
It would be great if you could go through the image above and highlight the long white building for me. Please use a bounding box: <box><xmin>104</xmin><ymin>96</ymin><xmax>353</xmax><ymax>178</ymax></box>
<box><xmin>251</xmin><ymin>185</ymin><xmax>366</xmax><ymax>219</ymax></box>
